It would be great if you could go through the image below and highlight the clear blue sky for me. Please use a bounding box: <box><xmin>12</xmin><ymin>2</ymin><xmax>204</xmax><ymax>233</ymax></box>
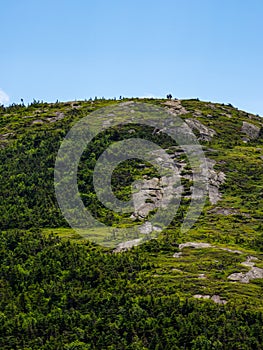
<box><xmin>1</xmin><ymin>0</ymin><xmax>263</xmax><ymax>115</ymax></box>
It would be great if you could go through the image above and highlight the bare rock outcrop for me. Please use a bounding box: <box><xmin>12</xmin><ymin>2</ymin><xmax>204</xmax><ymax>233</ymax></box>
<box><xmin>175</xmin><ymin>242</ymin><xmax>243</xmax><ymax>254</ymax></box>
<box><xmin>163</xmin><ymin>100</ymin><xmax>188</xmax><ymax>115</ymax></box>
<box><xmin>130</xmin><ymin>151</ymin><xmax>182</xmax><ymax>223</ymax></box>
<box><xmin>47</xmin><ymin>112</ymin><xmax>65</xmax><ymax>123</ymax></box>
<box><xmin>138</xmin><ymin>221</ymin><xmax>162</xmax><ymax>235</ymax></box>
<box><xmin>173</xmin><ymin>252</ymin><xmax>183</xmax><ymax>258</ymax></box>
<box><xmin>130</xmin><ymin>154</ymin><xmax>225</xmax><ymax>224</ymax></box>
<box><xmin>185</xmin><ymin>118</ymin><xmax>217</xmax><ymax>141</ymax></box>
<box><xmin>208</xmin><ymin>207</ymin><xmax>250</xmax><ymax>217</ymax></box>
<box><xmin>241</xmin><ymin>121</ymin><xmax>260</xmax><ymax>141</ymax></box>
<box><xmin>193</xmin><ymin>294</ymin><xmax>227</xmax><ymax>305</ymax></box>
<box><xmin>211</xmin><ymin>295</ymin><xmax>227</xmax><ymax>305</ymax></box>
<box><xmin>113</xmin><ymin>238</ymin><xmax>142</xmax><ymax>253</ymax></box>
<box><xmin>178</xmin><ymin>242</ymin><xmax>212</xmax><ymax>250</ymax></box>
<box><xmin>228</xmin><ymin>256</ymin><xmax>263</xmax><ymax>283</ymax></box>
<box><xmin>204</xmin><ymin>159</ymin><xmax>226</xmax><ymax>205</ymax></box>
<box><xmin>130</xmin><ymin>177</ymin><xmax>164</xmax><ymax>220</ymax></box>
<box><xmin>220</xmin><ymin>247</ymin><xmax>243</xmax><ymax>254</ymax></box>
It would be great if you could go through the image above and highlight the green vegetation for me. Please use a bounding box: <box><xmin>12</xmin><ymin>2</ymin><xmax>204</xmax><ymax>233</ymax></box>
<box><xmin>0</xmin><ymin>97</ymin><xmax>262</xmax><ymax>349</ymax></box>
<box><xmin>1</xmin><ymin>229</ymin><xmax>263</xmax><ymax>349</ymax></box>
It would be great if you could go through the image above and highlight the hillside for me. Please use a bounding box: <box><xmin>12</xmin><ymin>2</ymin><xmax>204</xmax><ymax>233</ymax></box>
<box><xmin>0</xmin><ymin>97</ymin><xmax>263</xmax><ymax>349</ymax></box>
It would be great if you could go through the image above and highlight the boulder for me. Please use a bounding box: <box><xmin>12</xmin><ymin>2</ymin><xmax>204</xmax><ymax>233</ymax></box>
<box><xmin>242</xmin><ymin>121</ymin><xmax>260</xmax><ymax>140</ymax></box>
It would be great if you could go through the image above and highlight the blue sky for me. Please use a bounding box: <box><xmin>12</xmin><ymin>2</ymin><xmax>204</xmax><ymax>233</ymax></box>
<box><xmin>1</xmin><ymin>0</ymin><xmax>263</xmax><ymax>115</ymax></box>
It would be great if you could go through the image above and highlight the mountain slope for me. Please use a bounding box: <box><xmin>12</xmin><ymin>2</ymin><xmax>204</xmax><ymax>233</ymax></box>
<box><xmin>0</xmin><ymin>97</ymin><xmax>263</xmax><ymax>349</ymax></box>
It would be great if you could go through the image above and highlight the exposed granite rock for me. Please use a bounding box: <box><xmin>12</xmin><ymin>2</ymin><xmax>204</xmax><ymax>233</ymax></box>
<box><xmin>208</xmin><ymin>207</ymin><xmax>250</xmax><ymax>217</ymax></box>
<box><xmin>228</xmin><ymin>267</ymin><xmax>263</xmax><ymax>283</ymax></box>
<box><xmin>130</xmin><ymin>175</ymin><xmax>182</xmax><ymax>221</ymax></box>
<box><xmin>130</xmin><ymin>152</ymin><xmax>182</xmax><ymax>222</ymax></box>
<box><xmin>47</xmin><ymin>112</ymin><xmax>65</xmax><ymax>123</ymax></box>
<box><xmin>163</xmin><ymin>100</ymin><xmax>188</xmax><ymax>115</ymax></box>
<box><xmin>130</xmin><ymin>153</ymin><xmax>225</xmax><ymax>224</ymax></box>
<box><xmin>113</xmin><ymin>238</ymin><xmax>142</xmax><ymax>253</ymax></box>
<box><xmin>228</xmin><ymin>256</ymin><xmax>263</xmax><ymax>283</ymax></box>
<box><xmin>138</xmin><ymin>221</ymin><xmax>162</xmax><ymax>235</ymax></box>
<box><xmin>176</xmin><ymin>242</ymin><xmax>243</xmax><ymax>254</ymax></box>
<box><xmin>194</xmin><ymin>294</ymin><xmax>211</xmax><ymax>300</ymax></box>
<box><xmin>205</xmin><ymin>159</ymin><xmax>226</xmax><ymax>205</ymax></box>
<box><xmin>241</xmin><ymin>121</ymin><xmax>260</xmax><ymax>140</ymax></box>
<box><xmin>220</xmin><ymin>248</ymin><xmax>243</xmax><ymax>254</ymax></box>
<box><xmin>173</xmin><ymin>252</ymin><xmax>183</xmax><ymax>258</ymax></box>
<box><xmin>130</xmin><ymin>177</ymin><xmax>163</xmax><ymax>220</ymax></box>
<box><xmin>211</xmin><ymin>295</ymin><xmax>227</xmax><ymax>305</ymax></box>
<box><xmin>185</xmin><ymin>118</ymin><xmax>217</xmax><ymax>141</ymax></box>
<box><xmin>179</xmin><ymin>242</ymin><xmax>212</xmax><ymax>249</ymax></box>
<box><xmin>193</xmin><ymin>294</ymin><xmax>227</xmax><ymax>305</ymax></box>
<box><xmin>183</xmin><ymin>157</ymin><xmax>225</xmax><ymax>204</ymax></box>
<box><xmin>241</xmin><ymin>255</ymin><xmax>259</xmax><ymax>267</ymax></box>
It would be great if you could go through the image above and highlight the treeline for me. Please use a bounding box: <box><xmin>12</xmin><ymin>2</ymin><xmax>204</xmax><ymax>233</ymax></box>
<box><xmin>0</xmin><ymin>230</ymin><xmax>262</xmax><ymax>349</ymax></box>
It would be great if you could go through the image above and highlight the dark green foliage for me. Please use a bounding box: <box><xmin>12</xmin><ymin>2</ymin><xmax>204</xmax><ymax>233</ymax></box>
<box><xmin>0</xmin><ymin>230</ymin><xmax>263</xmax><ymax>349</ymax></box>
<box><xmin>0</xmin><ymin>129</ymin><xmax>67</xmax><ymax>229</ymax></box>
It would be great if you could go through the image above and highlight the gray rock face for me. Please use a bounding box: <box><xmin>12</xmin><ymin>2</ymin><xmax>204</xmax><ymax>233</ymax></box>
<box><xmin>130</xmin><ymin>177</ymin><xmax>163</xmax><ymax>220</ymax></box>
<box><xmin>228</xmin><ymin>256</ymin><xmax>263</xmax><ymax>283</ymax></box>
<box><xmin>241</xmin><ymin>255</ymin><xmax>258</xmax><ymax>267</ymax></box>
<box><xmin>31</xmin><ymin>112</ymin><xmax>65</xmax><ymax>124</ymax></box>
<box><xmin>205</xmin><ymin>159</ymin><xmax>226</xmax><ymax>205</ymax></box>
<box><xmin>163</xmin><ymin>100</ymin><xmax>188</xmax><ymax>115</ymax></box>
<box><xmin>47</xmin><ymin>112</ymin><xmax>65</xmax><ymax>123</ymax></box>
<box><xmin>176</xmin><ymin>242</ymin><xmax>243</xmax><ymax>254</ymax></box>
<box><xmin>130</xmin><ymin>149</ymin><xmax>182</xmax><ymax>223</ymax></box>
<box><xmin>220</xmin><ymin>248</ymin><xmax>243</xmax><ymax>254</ymax></box>
<box><xmin>193</xmin><ymin>294</ymin><xmax>227</xmax><ymax>305</ymax></box>
<box><xmin>208</xmin><ymin>207</ymin><xmax>250</xmax><ymax>217</ymax></box>
<box><xmin>130</xmin><ymin>152</ymin><xmax>225</xmax><ymax>224</ymax></box>
<box><xmin>228</xmin><ymin>267</ymin><xmax>263</xmax><ymax>284</ymax></box>
<box><xmin>138</xmin><ymin>221</ymin><xmax>162</xmax><ymax>235</ymax></box>
<box><xmin>185</xmin><ymin>157</ymin><xmax>225</xmax><ymax>205</ymax></box>
<box><xmin>241</xmin><ymin>121</ymin><xmax>260</xmax><ymax>140</ymax></box>
<box><xmin>194</xmin><ymin>294</ymin><xmax>211</xmax><ymax>300</ymax></box>
<box><xmin>211</xmin><ymin>295</ymin><xmax>227</xmax><ymax>305</ymax></box>
<box><xmin>173</xmin><ymin>252</ymin><xmax>183</xmax><ymax>258</ymax></box>
<box><xmin>130</xmin><ymin>176</ymin><xmax>183</xmax><ymax>220</ymax></box>
<box><xmin>179</xmin><ymin>242</ymin><xmax>212</xmax><ymax>249</ymax></box>
<box><xmin>185</xmin><ymin>118</ymin><xmax>217</xmax><ymax>141</ymax></box>
<box><xmin>113</xmin><ymin>238</ymin><xmax>142</xmax><ymax>253</ymax></box>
